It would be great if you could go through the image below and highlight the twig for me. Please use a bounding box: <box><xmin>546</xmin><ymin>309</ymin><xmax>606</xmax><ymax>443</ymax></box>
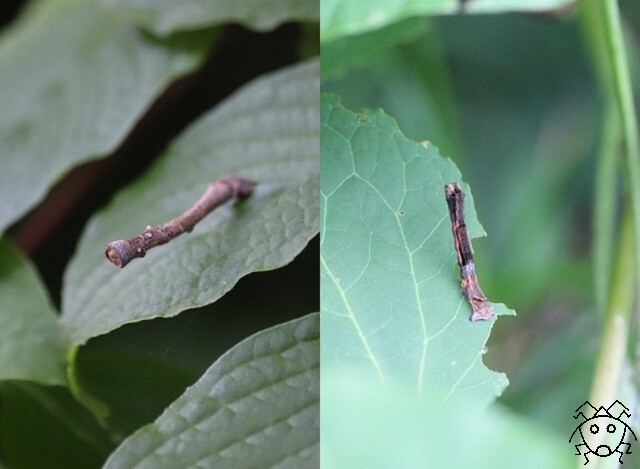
<box><xmin>444</xmin><ymin>183</ymin><xmax>494</xmax><ymax>321</ymax></box>
<box><xmin>105</xmin><ymin>175</ymin><xmax>254</xmax><ymax>268</ymax></box>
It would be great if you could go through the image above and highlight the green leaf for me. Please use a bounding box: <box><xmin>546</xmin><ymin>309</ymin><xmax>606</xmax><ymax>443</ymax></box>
<box><xmin>320</xmin><ymin>94</ymin><xmax>512</xmax><ymax>405</ymax></box>
<box><xmin>61</xmin><ymin>60</ymin><xmax>319</xmax><ymax>344</ymax></box>
<box><xmin>0</xmin><ymin>0</ymin><xmax>213</xmax><ymax>234</ymax></box>
<box><xmin>321</xmin><ymin>370</ymin><xmax>573</xmax><ymax>469</ymax></box>
<box><xmin>104</xmin><ymin>313</ymin><xmax>319</xmax><ymax>469</ymax></box>
<box><xmin>0</xmin><ymin>239</ymin><xmax>65</xmax><ymax>385</ymax></box>
<box><xmin>102</xmin><ymin>0</ymin><xmax>320</xmax><ymax>36</ymax></box>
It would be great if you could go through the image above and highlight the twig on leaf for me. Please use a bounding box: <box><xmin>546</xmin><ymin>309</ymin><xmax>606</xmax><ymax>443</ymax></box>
<box><xmin>105</xmin><ymin>175</ymin><xmax>254</xmax><ymax>268</ymax></box>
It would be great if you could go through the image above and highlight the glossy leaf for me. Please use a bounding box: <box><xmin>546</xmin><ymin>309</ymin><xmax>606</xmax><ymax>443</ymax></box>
<box><xmin>320</xmin><ymin>94</ymin><xmax>513</xmax><ymax>405</ymax></box>
<box><xmin>102</xmin><ymin>0</ymin><xmax>319</xmax><ymax>36</ymax></box>
<box><xmin>104</xmin><ymin>313</ymin><xmax>319</xmax><ymax>469</ymax></box>
<box><xmin>61</xmin><ymin>60</ymin><xmax>319</xmax><ymax>344</ymax></box>
<box><xmin>0</xmin><ymin>239</ymin><xmax>65</xmax><ymax>385</ymax></box>
<box><xmin>0</xmin><ymin>0</ymin><xmax>212</xmax><ymax>234</ymax></box>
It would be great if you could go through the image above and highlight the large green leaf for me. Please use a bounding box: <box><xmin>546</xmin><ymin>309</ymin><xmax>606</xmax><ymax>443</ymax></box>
<box><xmin>61</xmin><ymin>60</ymin><xmax>319</xmax><ymax>345</ymax></box>
<box><xmin>320</xmin><ymin>0</ymin><xmax>575</xmax><ymax>43</ymax></box>
<box><xmin>102</xmin><ymin>0</ymin><xmax>320</xmax><ymax>36</ymax></box>
<box><xmin>104</xmin><ymin>313</ymin><xmax>319</xmax><ymax>468</ymax></box>
<box><xmin>0</xmin><ymin>239</ymin><xmax>65</xmax><ymax>385</ymax></box>
<box><xmin>0</xmin><ymin>0</ymin><xmax>212</xmax><ymax>234</ymax></box>
<box><xmin>321</xmin><ymin>94</ymin><xmax>512</xmax><ymax>405</ymax></box>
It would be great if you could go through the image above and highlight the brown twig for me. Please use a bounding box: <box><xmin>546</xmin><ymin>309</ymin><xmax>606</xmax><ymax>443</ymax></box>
<box><xmin>105</xmin><ymin>175</ymin><xmax>254</xmax><ymax>268</ymax></box>
<box><xmin>444</xmin><ymin>182</ymin><xmax>494</xmax><ymax>321</ymax></box>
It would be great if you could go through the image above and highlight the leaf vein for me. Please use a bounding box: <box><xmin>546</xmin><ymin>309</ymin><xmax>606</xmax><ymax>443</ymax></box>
<box><xmin>320</xmin><ymin>255</ymin><xmax>386</xmax><ymax>385</ymax></box>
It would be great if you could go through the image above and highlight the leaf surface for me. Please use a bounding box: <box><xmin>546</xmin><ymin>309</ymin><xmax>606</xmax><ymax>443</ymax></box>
<box><xmin>320</xmin><ymin>94</ymin><xmax>512</xmax><ymax>405</ymax></box>
<box><xmin>102</xmin><ymin>0</ymin><xmax>319</xmax><ymax>36</ymax></box>
<box><xmin>61</xmin><ymin>60</ymin><xmax>319</xmax><ymax>344</ymax></box>
<box><xmin>0</xmin><ymin>0</ymin><xmax>212</xmax><ymax>234</ymax></box>
<box><xmin>104</xmin><ymin>313</ymin><xmax>319</xmax><ymax>469</ymax></box>
<box><xmin>0</xmin><ymin>239</ymin><xmax>65</xmax><ymax>385</ymax></box>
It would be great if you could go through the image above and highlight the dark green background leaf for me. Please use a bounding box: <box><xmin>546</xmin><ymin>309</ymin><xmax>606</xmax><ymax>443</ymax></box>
<box><xmin>102</xmin><ymin>0</ymin><xmax>319</xmax><ymax>36</ymax></box>
<box><xmin>61</xmin><ymin>60</ymin><xmax>319</xmax><ymax>344</ymax></box>
<box><xmin>74</xmin><ymin>348</ymin><xmax>196</xmax><ymax>437</ymax></box>
<box><xmin>0</xmin><ymin>382</ymin><xmax>114</xmax><ymax>468</ymax></box>
<box><xmin>0</xmin><ymin>0</ymin><xmax>212</xmax><ymax>234</ymax></box>
<box><xmin>0</xmin><ymin>239</ymin><xmax>65</xmax><ymax>385</ymax></box>
<box><xmin>104</xmin><ymin>313</ymin><xmax>319</xmax><ymax>468</ymax></box>
<box><xmin>321</xmin><ymin>94</ymin><xmax>512</xmax><ymax>405</ymax></box>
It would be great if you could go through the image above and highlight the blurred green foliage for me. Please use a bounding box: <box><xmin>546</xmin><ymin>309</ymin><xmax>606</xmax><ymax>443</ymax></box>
<box><xmin>322</xmin><ymin>0</ymin><xmax>640</xmax><ymax>466</ymax></box>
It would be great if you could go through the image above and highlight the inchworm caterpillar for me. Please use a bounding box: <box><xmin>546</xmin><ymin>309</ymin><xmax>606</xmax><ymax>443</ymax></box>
<box><xmin>444</xmin><ymin>182</ymin><xmax>494</xmax><ymax>321</ymax></box>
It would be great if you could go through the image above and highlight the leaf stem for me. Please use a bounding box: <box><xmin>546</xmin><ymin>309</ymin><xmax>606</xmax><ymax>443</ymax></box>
<box><xmin>592</xmin><ymin>103</ymin><xmax>620</xmax><ymax>313</ymax></box>
<box><xmin>589</xmin><ymin>212</ymin><xmax>634</xmax><ymax>408</ymax></box>
<box><xmin>579</xmin><ymin>0</ymin><xmax>640</xmax><ymax>465</ymax></box>
<box><xmin>599</xmin><ymin>0</ymin><xmax>640</xmax><ymax>300</ymax></box>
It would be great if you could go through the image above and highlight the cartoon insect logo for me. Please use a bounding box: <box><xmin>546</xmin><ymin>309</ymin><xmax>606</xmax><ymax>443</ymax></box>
<box><xmin>569</xmin><ymin>400</ymin><xmax>637</xmax><ymax>465</ymax></box>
